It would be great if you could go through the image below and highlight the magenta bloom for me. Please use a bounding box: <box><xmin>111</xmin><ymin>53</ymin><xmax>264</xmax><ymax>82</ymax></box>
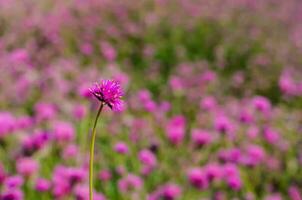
<box><xmin>114</xmin><ymin>142</ymin><xmax>129</xmax><ymax>154</ymax></box>
<box><xmin>16</xmin><ymin>158</ymin><xmax>39</xmax><ymax>177</ymax></box>
<box><xmin>34</xmin><ymin>102</ymin><xmax>57</xmax><ymax>121</ymax></box>
<box><xmin>244</xmin><ymin>145</ymin><xmax>265</xmax><ymax>166</ymax></box>
<box><xmin>1</xmin><ymin>189</ymin><xmax>23</xmax><ymax>200</ymax></box>
<box><xmin>74</xmin><ymin>184</ymin><xmax>106</xmax><ymax>200</ymax></box>
<box><xmin>72</xmin><ymin>104</ymin><xmax>87</xmax><ymax>120</ymax></box>
<box><xmin>89</xmin><ymin>80</ymin><xmax>124</xmax><ymax>111</ymax></box>
<box><xmin>204</xmin><ymin>163</ymin><xmax>223</xmax><ymax>182</ymax></box>
<box><xmin>288</xmin><ymin>186</ymin><xmax>302</xmax><ymax>200</ymax></box>
<box><xmin>161</xmin><ymin>184</ymin><xmax>182</xmax><ymax>200</ymax></box>
<box><xmin>222</xmin><ymin>164</ymin><xmax>242</xmax><ymax>191</ymax></box>
<box><xmin>0</xmin><ymin>163</ymin><xmax>6</xmax><ymax>184</ymax></box>
<box><xmin>227</xmin><ymin>176</ymin><xmax>242</xmax><ymax>191</ymax></box>
<box><xmin>62</xmin><ymin>144</ymin><xmax>78</xmax><ymax>159</ymax></box>
<box><xmin>166</xmin><ymin>115</ymin><xmax>186</xmax><ymax>145</ymax></box>
<box><xmin>118</xmin><ymin>174</ymin><xmax>143</xmax><ymax>192</ymax></box>
<box><xmin>98</xmin><ymin>170</ymin><xmax>112</xmax><ymax>182</ymax></box>
<box><xmin>187</xmin><ymin>168</ymin><xmax>208</xmax><ymax>190</ymax></box>
<box><xmin>191</xmin><ymin>129</ymin><xmax>213</xmax><ymax>147</ymax></box>
<box><xmin>263</xmin><ymin>127</ymin><xmax>280</xmax><ymax>144</ymax></box>
<box><xmin>0</xmin><ymin>112</ymin><xmax>16</xmax><ymax>138</ymax></box>
<box><xmin>214</xmin><ymin>115</ymin><xmax>234</xmax><ymax>134</ymax></box>
<box><xmin>53</xmin><ymin>121</ymin><xmax>75</xmax><ymax>143</ymax></box>
<box><xmin>252</xmin><ymin>96</ymin><xmax>271</xmax><ymax>114</ymax></box>
<box><xmin>219</xmin><ymin>148</ymin><xmax>242</xmax><ymax>163</ymax></box>
<box><xmin>138</xmin><ymin>149</ymin><xmax>157</xmax><ymax>168</ymax></box>
<box><xmin>4</xmin><ymin>175</ymin><xmax>24</xmax><ymax>189</ymax></box>
<box><xmin>100</xmin><ymin>42</ymin><xmax>117</xmax><ymax>61</ymax></box>
<box><xmin>148</xmin><ymin>183</ymin><xmax>182</xmax><ymax>200</ymax></box>
<box><xmin>265</xmin><ymin>193</ymin><xmax>283</xmax><ymax>200</ymax></box>
<box><xmin>35</xmin><ymin>178</ymin><xmax>51</xmax><ymax>192</ymax></box>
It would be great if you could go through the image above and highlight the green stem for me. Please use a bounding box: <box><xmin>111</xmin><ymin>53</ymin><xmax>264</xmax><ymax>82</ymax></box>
<box><xmin>89</xmin><ymin>103</ymin><xmax>104</xmax><ymax>200</ymax></box>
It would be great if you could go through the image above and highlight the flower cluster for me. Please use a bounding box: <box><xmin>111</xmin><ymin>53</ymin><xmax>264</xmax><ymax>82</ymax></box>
<box><xmin>0</xmin><ymin>0</ymin><xmax>301</xmax><ymax>199</ymax></box>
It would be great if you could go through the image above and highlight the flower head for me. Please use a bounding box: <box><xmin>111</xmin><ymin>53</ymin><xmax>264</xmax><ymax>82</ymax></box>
<box><xmin>89</xmin><ymin>80</ymin><xmax>124</xmax><ymax>111</ymax></box>
<box><xmin>118</xmin><ymin>174</ymin><xmax>143</xmax><ymax>192</ymax></box>
<box><xmin>166</xmin><ymin>115</ymin><xmax>186</xmax><ymax>145</ymax></box>
<box><xmin>187</xmin><ymin>168</ymin><xmax>208</xmax><ymax>190</ymax></box>
<box><xmin>1</xmin><ymin>189</ymin><xmax>23</xmax><ymax>200</ymax></box>
<box><xmin>16</xmin><ymin>157</ymin><xmax>39</xmax><ymax>177</ymax></box>
<box><xmin>35</xmin><ymin>178</ymin><xmax>51</xmax><ymax>192</ymax></box>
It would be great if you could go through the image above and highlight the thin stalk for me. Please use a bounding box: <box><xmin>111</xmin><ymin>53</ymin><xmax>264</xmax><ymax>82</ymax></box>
<box><xmin>89</xmin><ymin>103</ymin><xmax>104</xmax><ymax>200</ymax></box>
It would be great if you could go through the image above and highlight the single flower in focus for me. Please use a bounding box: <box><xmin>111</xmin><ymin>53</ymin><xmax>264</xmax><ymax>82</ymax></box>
<box><xmin>89</xmin><ymin>80</ymin><xmax>124</xmax><ymax>111</ymax></box>
<box><xmin>88</xmin><ymin>79</ymin><xmax>124</xmax><ymax>200</ymax></box>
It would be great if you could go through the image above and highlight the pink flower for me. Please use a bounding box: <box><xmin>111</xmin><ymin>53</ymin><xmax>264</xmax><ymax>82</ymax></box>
<box><xmin>200</xmin><ymin>70</ymin><xmax>216</xmax><ymax>83</ymax></box>
<box><xmin>245</xmin><ymin>145</ymin><xmax>265</xmax><ymax>166</ymax></box>
<box><xmin>53</xmin><ymin>122</ymin><xmax>75</xmax><ymax>143</ymax></box>
<box><xmin>223</xmin><ymin>164</ymin><xmax>240</xmax><ymax>178</ymax></box>
<box><xmin>265</xmin><ymin>193</ymin><xmax>283</xmax><ymax>200</ymax></box>
<box><xmin>80</xmin><ymin>42</ymin><xmax>93</xmax><ymax>55</ymax></box>
<box><xmin>239</xmin><ymin>110</ymin><xmax>254</xmax><ymax>124</ymax></box>
<box><xmin>62</xmin><ymin>144</ymin><xmax>78</xmax><ymax>159</ymax></box>
<box><xmin>98</xmin><ymin>170</ymin><xmax>112</xmax><ymax>182</ymax></box>
<box><xmin>9</xmin><ymin>48</ymin><xmax>29</xmax><ymax>64</ymax></box>
<box><xmin>246</xmin><ymin>126</ymin><xmax>259</xmax><ymax>139</ymax></box>
<box><xmin>288</xmin><ymin>186</ymin><xmax>302</xmax><ymax>200</ymax></box>
<box><xmin>100</xmin><ymin>42</ymin><xmax>116</xmax><ymax>61</ymax></box>
<box><xmin>114</xmin><ymin>142</ymin><xmax>129</xmax><ymax>154</ymax></box>
<box><xmin>16</xmin><ymin>158</ymin><xmax>39</xmax><ymax>177</ymax></box>
<box><xmin>52</xmin><ymin>166</ymin><xmax>86</xmax><ymax>197</ymax></box>
<box><xmin>222</xmin><ymin>164</ymin><xmax>242</xmax><ymax>191</ymax></box>
<box><xmin>166</xmin><ymin>115</ymin><xmax>186</xmax><ymax>145</ymax></box>
<box><xmin>4</xmin><ymin>175</ymin><xmax>24</xmax><ymax>189</ymax></box>
<box><xmin>148</xmin><ymin>183</ymin><xmax>182</xmax><ymax>200</ymax></box>
<box><xmin>204</xmin><ymin>163</ymin><xmax>223</xmax><ymax>182</ymax></box>
<box><xmin>159</xmin><ymin>101</ymin><xmax>171</xmax><ymax>112</ymax></box>
<box><xmin>66</xmin><ymin>167</ymin><xmax>86</xmax><ymax>183</ymax></box>
<box><xmin>214</xmin><ymin>115</ymin><xmax>234</xmax><ymax>135</ymax></box>
<box><xmin>187</xmin><ymin>168</ymin><xmax>208</xmax><ymax>189</ymax></box>
<box><xmin>279</xmin><ymin>71</ymin><xmax>298</xmax><ymax>96</ymax></box>
<box><xmin>144</xmin><ymin>100</ymin><xmax>157</xmax><ymax>112</ymax></box>
<box><xmin>138</xmin><ymin>90</ymin><xmax>152</xmax><ymax>102</ymax></box>
<box><xmin>21</xmin><ymin>130</ymin><xmax>50</xmax><ymax>154</ymax></box>
<box><xmin>16</xmin><ymin>116</ymin><xmax>33</xmax><ymax>130</ymax></box>
<box><xmin>191</xmin><ymin>129</ymin><xmax>212</xmax><ymax>147</ymax></box>
<box><xmin>72</xmin><ymin>104</ymin><xmax>87</xmax><ymax>120</ymax></box>
<box><xmin>138</xmin><ymin>150</ymin><xmax>157</xmax><ymax>168</ymax></box>
<box><xmin>161</xmin><ymin>184</ymin><xmax>182</xmax><ymax>200</ymax></box>
<box><xmin>226</xmin><ymin>176</ymin><xmax>242</xmax><ymax>191</ymax></box>
<box><xmin>200</xmin><ymin>96</ymin><xmax>217</xmax><ymax>111</ymax></box>
<box><xmin>169</xmin><ymin>76</ymin><xmax>185</xmax><ymax>92</ymax></box>
<box><xmin>219</xmin><ymin>148</ymin><xmax>242</xmax><ymax>163</ymax></box>
<box><xmin>252</xmin><ymin>96</ymin><xmax>271</xmax><ymax>114</ymax></box>
<box><xmin>74</xmin><ymin>184</ymin><xmax>106</xmax><ymax>200</ymax></box>
<box><xmin>89</xmin><ymin>80</ymin><xmax>124</xmax><ymax>112</ymax></box>
<box><xmin>0</xmin><ymin>112</ymin><xmax>15</xmax><ymax>138</ymax></box>
<box><xmin>0</xmin><ymin>163</ymin><xmax>6</xmax><ymax>184</ymax></box>
<box><xmin>34</xmin><ymin>102</ymin><xmax>57</xmax><ymax>121</ymax></box>
<box><xmin>35</xmin><ymin>178</ymin><xmax>51</xmax><ymax>192</ymax></box>
<box><xmin>0</xmin><ymin>189</ymin><xmax>23</xmax><ymax>200</ymax></box>
<box><xmin>118</xmin><ymin>174</ymin><xmax>143</xmax><ymax>192</ymax></box>
<box><xmin>264</xmin><ymin>127</ymin><xmax>280</xmax><ymax>144</ymax></box>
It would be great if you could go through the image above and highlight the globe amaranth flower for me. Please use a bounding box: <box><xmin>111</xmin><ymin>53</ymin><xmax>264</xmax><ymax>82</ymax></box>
<box><xmin>187</xmin><ymin>168</ymin><xmax>208</xmax><ymax>190</ymax></box>
<box><xmin>35</xmin><ymin>178</ymin><xmax>51</xmax><ymax>192</ymax></box>
<box><xmin>89</xmin><ymin>80</ymin><xmax>124</xmax><ymax>111</ymax></box>
<box><xmin>16</xmin><ymin>157</ymin><xmax>39</xmax><ymax>177</ymax></box>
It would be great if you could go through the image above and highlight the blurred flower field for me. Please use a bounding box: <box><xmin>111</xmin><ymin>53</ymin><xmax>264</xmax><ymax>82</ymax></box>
<box><xmin>0</xmin><ymin>0</ymin><xmax>302</xmax><ymax>199</ymax></box>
